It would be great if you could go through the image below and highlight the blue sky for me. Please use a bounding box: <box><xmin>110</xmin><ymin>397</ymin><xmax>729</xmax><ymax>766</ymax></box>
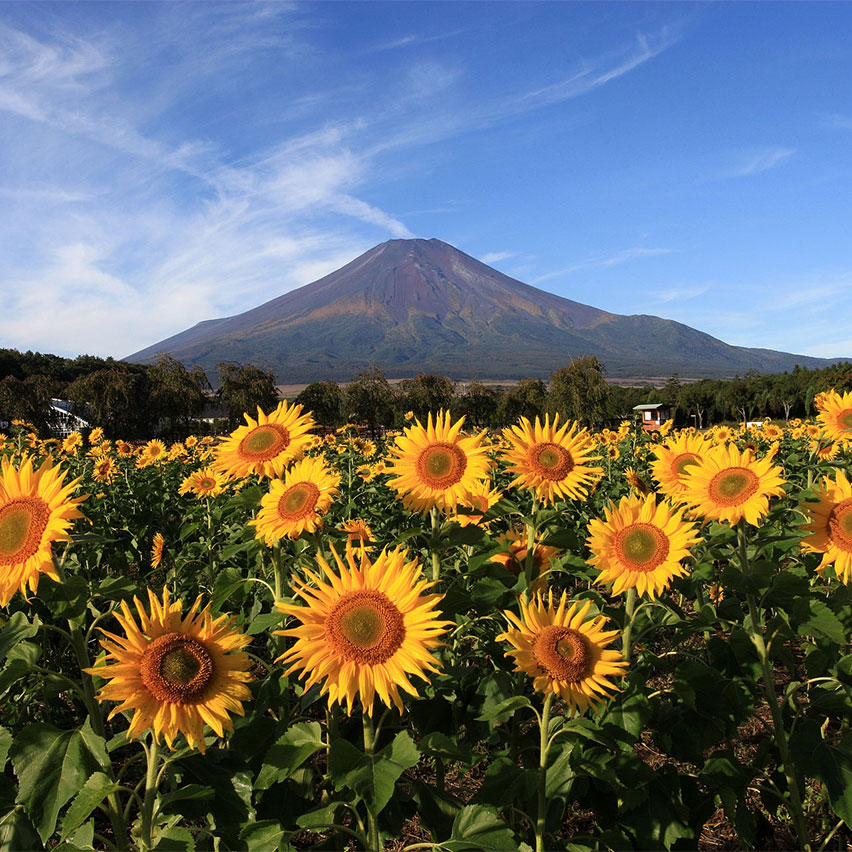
<box><xmin>1</xmin><ymin>2</ymin><xmax>851</xmax><ymax>364</ymax></box>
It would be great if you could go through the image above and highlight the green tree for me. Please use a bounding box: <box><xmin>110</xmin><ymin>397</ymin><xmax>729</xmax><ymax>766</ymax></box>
<box><xmin>147</xmin><ymin>355</ymin><xmax>209</xmax><ymax>437</ymax></box>
<box><xmin>549</xmin><ymin>355</ymin><xmax>611</xmax><ymax>427</ymax></box>
<box><xmin>0</xmin><ymin>374</ymin><xmax>56</xmax><ymax>432</ymax></box>
<box><xmin>295</xmin><ymin>381</ymin><xmax>344</xmax><ymax>428</ymax></box>
<box><xmin>498</xmin><ymin>378</ymin><xmax>547</xmax><ymax>425</ymax></box>
<box><xmin>64</xmin><ymin>368</ymin><xmax>150</xmax><ymax>438</ymax></box>
<box><xmin>397</xmin><ymin>374</ymin><xmax>456</xmax><ymax>422</ymax></box>
<box><xmin>344</xmin><ymin>365</ymin><xmax>395</xmax><ymax>436</ymax></box>
<box><xmin>455</xmin><ymin>380</ymin><xmax>502</xmax><ymax>428</ymax></box>
<box><xmin>678</xmin><ymin>380</ymin><xmax>716</xmax><ymax>430</ymax></box>
<box><xmin>216</xmin><ymin>362</ymin><xmax>279</xmax><ymax>428</ymax></box>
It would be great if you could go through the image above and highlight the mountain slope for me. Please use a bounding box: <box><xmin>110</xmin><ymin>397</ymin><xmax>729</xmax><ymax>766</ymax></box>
<box><xmin>127</xmin><ymin>238</ymin><xmax>843</xmax><ymax>381</ymax></box>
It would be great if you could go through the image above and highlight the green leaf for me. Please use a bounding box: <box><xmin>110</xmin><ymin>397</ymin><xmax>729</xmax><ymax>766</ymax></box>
<box><xmin>10</xmin><ymin>723</ymin><xmax>104</xmax><ymax>842</ymax></box>
<box><xmin>239</xmin><ymin>820</ymin><xmax>286</xmax><ymax>851</ymax></box>
<box><xmin>0</xmin><ymin>806</ymin><xmax>43</xmax><ymax>851</ymax></box>
<box><xmin>0</xmin><ymin>611</ymin><xmax>38</xmax><ymax>661</ymax></box>
<box><xmin>0</xmin><ymin>726</ymin><xmax>11</xmax><ymax>768</ymax></box>
<box><xmin>328</xmin><ymin>730</ymin><xmax>419</xmax><ymax>815</ymax></box>
<box><xmin>151</xmin><ymin>825</ymin><xmax>196</xmax><ymax>851</ymax></box>
<box><xmin>475</xmin><ymin>695</ymin><xmax>531</xmax><ymax>724</ymax></box>
<box><xmin>445</xmin><ymin>804</ymin><xmax>518</xmax><ymax>851</ymax></box>
<box><xmin>797</xmin><ymin>598</ymin><xmax>847</xmax><ymax>644</ymax></box>
<box><xmin>247</xmin><ymin>612</ymin><xmax>282</xmax><ymax>635</ymax></box>
<box><xmin>791</xmin><ymin>721</ymin><xmax>852</xmax><ymax>823</ymax></box>
<box><xmin>255</xmin><ymin>722</ymin><xmax>324</xmax><ymax>791</ymax></box>
<box><xmin>295</xmin><ymin>800</ymin><xmax>344</xmax><ymax>830</ymax></box>
<box><xmin>60</xmin><ymin>772</ymin><xmax>117</xmax><ymax>841</ymax></box>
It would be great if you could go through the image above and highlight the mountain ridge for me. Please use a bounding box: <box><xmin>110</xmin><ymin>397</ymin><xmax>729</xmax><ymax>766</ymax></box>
<box><xmin>127</xmin><ymin>238</ymin><xmax>846</xmax><ymax>381</ymax></box>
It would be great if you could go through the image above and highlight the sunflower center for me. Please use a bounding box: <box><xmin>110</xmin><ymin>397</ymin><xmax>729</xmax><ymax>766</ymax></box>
<box><xmin>140</xmin><ymin>633</ymin><xmax>214</xmax><ymax>703</ymax></box>
<box><xmin>239</xmin><ymin>424</ymin><xmax>290</xmax><ymax>461</ymax></box>
<box><xmin>673</xmin><ymin>453</ymin><xmax>700</xmax><ymax>477</ymax></box>
<box><xmin>530</xmin><ymin>443</ymin><xmax>574</xmax><ymax>480</ymax></box>
<box><xmin>0</xmin><ymin>499</ymin><xmax>50</xmax><ymax>565</ymax></box>
<box><xmin>828</xmin><ymin>498</ymin><xmax>852</xmax><ymax>552</ymax></box>
<box><xmin>200</xmin><ymin>478</ymin><xmax>216</xmax><ymax>490</ymax></box>
<box><xmin>838</xmin><ymin>409</ymin><xmax>852</xmax><ymax>431</ymax></box>
<box><xmin>325</xmin><ymin>590</ymin><xmax>406</xmax><ymax>664</ymax></box>
<box><xmin>708</xmin><ymin>467</ymin><xmax>760</xmax><ymax>506</ymax></box>
<box><xmin>277</xmin><ymin>482</ymin><xmax>320</xmax><ymax>520</ymax></box>
<box><xmin>532</xmin><ymin>625</ymin><xmax>591</xmax><ymax>682</ymax></box>
<box><xmin>614</xmin><ymin>523</ymin><xmax>670</xmax><ymax>572</ymax></box>
<box><xmin>416</xmin><ymin>443</ymin><xmax>467</xmax><ymax>489</ymax></box>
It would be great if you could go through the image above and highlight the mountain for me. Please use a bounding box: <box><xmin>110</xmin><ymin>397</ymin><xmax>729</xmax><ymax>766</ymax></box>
<box><xmin>127</xmin><ymin>238</ymin><xmax>844</xmax><ymax>382</ymax></box>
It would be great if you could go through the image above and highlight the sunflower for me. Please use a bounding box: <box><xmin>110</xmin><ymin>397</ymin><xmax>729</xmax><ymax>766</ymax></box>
<box><xmin>86</xmin><ymin>588</ymin><xmax>252</xmax><ymax>753</ymax></box>
<box><xmin>386</xmin><ymin>411</ymin><xmax>491</xmax><ymax>513</ymax></box>
<box><xmin>623</xmin><ymin>467</ymin><xmax>653</xmax><ymax>497</ymax></box>
<box><xmin>215</xmin><ymin>401</ymin><xmax>316</xmax><ymax>479</ymax></box>
<box><xmin>586</xmin><ymin>493</ymin><xmax>701</xmax><ymax>598</ymax></box>
<box><xmin>251</xmin><ymin>456</ymin><xmax>340</xmax><ymax>544</ymax></box>
<box><xmin>92</xmin><ymin>456</ymin><xmax>118</xmax><ymax>484</ymax></box>
<box><xmin>491</xmin><ymin>530</ymin><xmax>558</xmax><ymax>583</ymax></box>
<box><xmin>499</xmin><ymin>414</ymin><xmax>602</xmax><ymax>505</ymax></box>
<box><xmin>275</xmin><ymin>545</ymin><xmax>452</xmax><ymax>715</ymax></box>
<box><xmin>448</xmin><ymin>480</ymin><xmax>502</xmax><ymax>527</ymax></box>
<box><xmin>810</xmin><ymin>439</ymin><xmax>840</xmax><ymax>462</ymax></box>
<box><xmin>650</xmin><ymin>431</ymin><xmax>709</xmax><ymax>500</ymax></box>
<box><xmin>816</xmin><ymin>389</ymin><xmax>852</xmax><ymax>443</ymax></box>
<box><xmin>116</xmin><ymin>440</ymin><xmax>134</xmax><ymax>458</ymax></box>
<box><xmin>762</xmin><ymin>423</ymin><xmax>784</xmax><ymax>441</ymax></box>
<box><xmin>185</xmin><ymin>435</ymin><xmax>199</xmax><ymax>449</ymax></box>
<box><xmin>799</xmin><ymin>470</ymin><xmax>852</xmax><ymax>584</ymax></box>
<box><xmin>606</xmin><ymin>445</ymin><xmax>620</xmax><ymax>460</ymax></box>
<box><xmin>151</xmin><ymin>533</ymin><xmax>165</xmax><ymax>569</ymax></box>
<box><xmin>137</xmin><ymin>439</ymin><xmax>167</xmax><ymax>468</ymax></box>
<box><xmin>88</xmin><ymin>427</ymin><xmax>105</xmax><ymax>445</ymax></box>
<box><xmin>179</xmin><ymin>468</ymin><xmax>229</xmax><ymax>499</ymax></box>
<box><xmin>712</xmin><ymin>426</ymin><xmax>735</xmax><ymax>444</ymax></box>
<box><xmin>0</xmin><ymin>455</ymin><xmax>86</xmax><ymax>606</ymax></box>
<box><xmin>62</xmin><ymin>432</ymin><xmax>83</xmax><ymax>454</ymax></box>
<box><xmin>340</xmin><ymin>518</ymin><xmax>374</xmax><ymax>553</ymax></box>
<box><xmin>498</xmin><ymin>592</ymin><xmax>627</xmax><ymax>715</ymax></box>
<box><xmin>680</xmin><ymin>444</ymin><xmax>785</xmax><ymax>526</ymax></box>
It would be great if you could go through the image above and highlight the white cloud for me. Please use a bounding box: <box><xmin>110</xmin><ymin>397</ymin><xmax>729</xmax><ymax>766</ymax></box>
<box><xmin>531</xmin><ymin>247</ymin><xmax>676</xmax><ymax>284</ymax></box>
<box><xmin>649</xmin><ymin>284</ymin><xmax>711</xmax><ymax>303</ymax></box>
<box><xmin>727</xmin><ymin>146</ymin><xmax>795</xmax><ymax>178</ymax></box>
<box><xmin>479</xmin><ymin>251</ymin><xmax>516</xmax><ymax>264</ymax></box>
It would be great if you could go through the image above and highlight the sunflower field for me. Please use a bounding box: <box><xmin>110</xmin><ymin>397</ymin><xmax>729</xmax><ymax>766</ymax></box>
<box><xmin>2</xmin><ymin>392</ymin><xmax>852</xmax><ymax>852</ymax></box>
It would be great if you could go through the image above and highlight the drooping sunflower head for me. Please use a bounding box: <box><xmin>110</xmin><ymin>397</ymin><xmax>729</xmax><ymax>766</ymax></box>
<box><xmin>275</xmin><ymin>545</ymin><xmax>453</xmax><ymax>715</ymax></box>
<box><xmin>386</xmin><ymin>411</ymin><xmax>492</xmax><ymax>513</ymax></box>
<box><xmin>250</xmin><ymin>455</ymin><xmax>340</xmax><ymax>544</ymax></box>
<box><xmin>799</xmin><ymin>469</ymin><xmax>852</xmax><ymax>584</ymax></box>
<box><xmin>92</xmin><ymin>456</ymin><xmax>118</xmax><ymax>484</ymax></box>
<box><xmin>214</xmin><ymin>401</ymin><xmax>316</xmax><ymax>479</ymax></box>
<box><xmin>448</xmin><ymin>480</ymin><xmax>502</xmax><ymax>527</ymax></box>
<box><xmin>586</xmin><ymin>493</ymin><xmax>701</xmax><ymax>598</ymax></box>
<box><xmin>86</xmin><ymin>588</ymin><xmax>253</xmax><ymax>753</ymax></box>
<box><xmin>650</xmin><ymin>431</ymin><xmax>709</xmax><ymax>500</ymax></box>
<box><xmin>498</xmin><ymin>591</ymin><xmax>627</xmax><ymax>715</ymax></box>
<box><xmin>816</xmin><ymin>389</ymin><xmax>852</xmax><ymax>443</ymax></box>
<box><xmin>499</xmin><ymin>414</ymin><xmax>602</xmax><ymax>505</ymax></box>
<box><xmin>0</xmin><ymin>455</ymin><xmax>86</xmax><ymax>606</ymax></box>
<box><xmin>490</xmin><ymin>529</ymin><xmax>558</xmax><ymax>587</ymax></box>
<box><xmin>680</xmin><ymin>444</ymin><xmax>786</xmax><ymax>527</ymax></box>
<box><xmin>340</xmin><ymin>518</ymin><xmax>374</xmax><ymax>553</ymax></box>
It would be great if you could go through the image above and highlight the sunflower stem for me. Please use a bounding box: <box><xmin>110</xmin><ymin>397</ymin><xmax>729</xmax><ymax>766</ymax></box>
<box><xmin>621</xmin><ymin>587</ymin><xmax>637</xmax><ymax>662</ymax></box>
<box><xmin>524</xmin><ymin>497</ymin><xmax>539</xmax><ymax>598</ymax></box>
<box><xmin>140</xmin><ymin>736</ymin><xmax>161</xmax><ymax>851</ymax></box>
<box><xmin>205</xmin><ymin>496</ymin><xmax>215</xmax><ymax>582</ymax></box>
<box><xmin>430</xmin><ymin>506</ymin><xmax>441</xmax><ymax>583</ymax></box>
<box><xmin>272</xmin><ymin>541</ymin><xmax>285</xmax><ymax>601</ymax></box>
<box><xmin>362</xmin><ymin>712</ymin><xmax>382</xmax><ymax>851</ymax></box>
<box><xmin>738</xmin><ymin>521</ymin><xmax>812</xmax><ymax>852</ymax></box>
<box><xmin>535</xmin><ymin>692</ymin><xmax>554</xmax><ymax>852</ymax></box>
<box><xmin>55</xmin><ymin>559</ymin><xmax>131</xmax><ymax>852</ymax></box>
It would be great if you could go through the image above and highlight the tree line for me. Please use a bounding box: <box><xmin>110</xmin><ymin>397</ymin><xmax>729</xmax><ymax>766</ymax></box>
<box><xmin>1</xmin><ymin>346</ymin><xmax>850</xmax><ymax>439</ymax></box>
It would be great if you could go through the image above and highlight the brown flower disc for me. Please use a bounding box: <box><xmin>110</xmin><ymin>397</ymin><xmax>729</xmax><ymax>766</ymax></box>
<box><xmin>532</xmin><ymin>625</ymin><xmax>591</xmax><ymax>682</ymax></box>
<box><xmin>672</xmin><ymin>452</ymin><xmax>700</xmax><ymax>478</ymax></box>
<box><xmin>0</xmin><ymin>498</ymin><xmax>50</xmax><ymax>565</ymax></box>
<box><xmin>277</xmin><ymin>482</ymin><xmax>320</xmax><ymax>520</ymax></box>
<box><xmin>324</xmin><ymin>590</ymin><xmax>406</xmax><ymax>664</ymax></box>
<box><xmin>708</xmin><ymin>467</ymin><xmax>760</xmax><ymax>506</ymax></box>
<box><xmin>140</xmin><ymin>633</ymin><xmax>215</xmax><ymax>703</ymax></box>
<box><xmin>614</xmin><ymin>522</ymin><xmax>670</xmax><ymax>572</ymax></box>
<box><xmin>828</xmin><ymin>498</ymin><xmax>852</xmax><ymax>553</ymax></box>
<box><xmin>416</xmin><ymin>443</ymin><xmax>467</xmax><ymax>489</ymax></box>
<box><xmin>528</xmin><ymin>442</ymin><xmax>574</xmax><ymax>480</ymax></box>
<box><xmin>239</xmin><ymin>424</ymin><xmax>290</xmax><ymax>462</ymax></box>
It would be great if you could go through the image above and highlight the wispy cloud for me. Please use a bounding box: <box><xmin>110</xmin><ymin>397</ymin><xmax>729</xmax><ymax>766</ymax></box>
<box><xmin>531</xmin><ymin>247</ymin><xmax>676</xmax><ymax>284</ymax></box>
<box><xmin>480</xmin><ymin>251</ymin><xmax>516</xmax><ymax>264</ymax></box>
<box><xmin>727</xmin><ymin>146</ymin><xmax>795</xmax><ymax>178</ymax></box>
<box><xmin>649</xmin><ymin>284</ymin><xmax>711</xmax><ymax>303</ymax></box>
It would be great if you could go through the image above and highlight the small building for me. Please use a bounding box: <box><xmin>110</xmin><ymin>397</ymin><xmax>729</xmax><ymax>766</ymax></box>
<box><xmin>633</xmin><ymin>403</ymin><xmax>671</xmax><ymax>432</ymax></box>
